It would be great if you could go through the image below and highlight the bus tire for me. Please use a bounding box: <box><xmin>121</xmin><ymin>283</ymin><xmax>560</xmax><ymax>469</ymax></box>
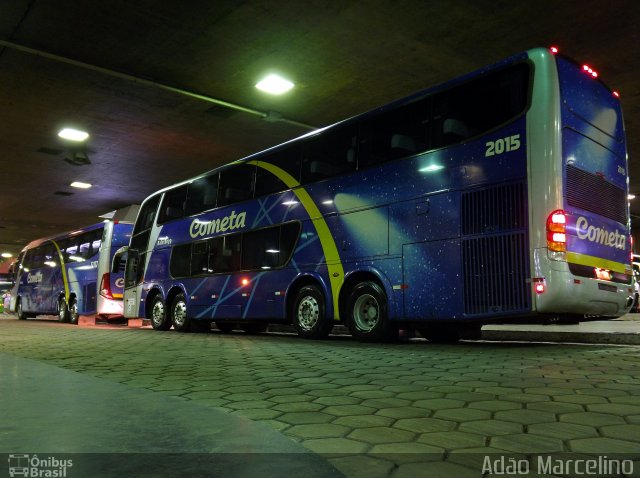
<box><xmin>346</xmin><ymin>281</ymin><xmax>396</xmax><ymax>342</ymax></box>
<box><xmin>149</xmin><ymin>295</ymin><xmax>171</xmax><ymax>330</ymax></box>
<box><xmin>292</xmin><ymin>285</ymin><xmax>333</xmax><ymax>339</ymax></box>
<box><xmin>57</xmin><ymin>297</ymin><xmax>69</xmax><ymax>322</ymax></box>
<box><xmin>17</xmin><ymin>299</ymin><xmax>27</xmax><ymax>320</ymax></box>
<box><xmin>68</xmin><ymin>298</ymin><xmax>79</xmax><ymax>325</ymax></box>
<box><xmin>170</xmin><ymin>293</ymin><xmax>190</xmax><ymax>332</ymax></box>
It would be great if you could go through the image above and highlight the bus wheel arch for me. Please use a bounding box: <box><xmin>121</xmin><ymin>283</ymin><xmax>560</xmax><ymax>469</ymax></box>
<box><xmin>342</xmin><ymin>273</ymin><xmax>397</xmax><ymax>342</ymax></box>
<box><xmin>147</xmin><ymin>288</ymin><xmax>170</xmax><ymax>330</ymax></box>
<box><xmin>288</xmin><ymin>276</ymin><xmax>333</xmax><ymax>339</ymax></box>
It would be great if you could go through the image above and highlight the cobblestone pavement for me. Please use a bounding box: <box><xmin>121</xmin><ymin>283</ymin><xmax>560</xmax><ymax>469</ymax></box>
<box><xmin>1</xmin><ymin>318</ymin><xmax>639</xmax><ymax>477</ymax></box>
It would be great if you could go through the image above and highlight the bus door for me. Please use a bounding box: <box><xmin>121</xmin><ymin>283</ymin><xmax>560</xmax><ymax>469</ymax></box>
<box><xmin>38</xmin><ymin>242</ymin><xmax>59</xmax><ymax>313</ymax></box>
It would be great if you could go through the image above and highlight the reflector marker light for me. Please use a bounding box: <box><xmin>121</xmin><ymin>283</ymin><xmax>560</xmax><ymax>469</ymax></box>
<box><xmin>613</xmin><ymin>91</ymin><xmax>620</xmax><ymax>98</ymax></box>
<box><xmin>546</xmin><ymin>209</ymin><xmax>567</xmax><ymax>252</ymax></box>
<box><xmin>241</xmin><ymin>278</ymin><xmax>249</xmax><ymax>286</ymax></box>
<box><xmin>533</xmin><ymin>278</ymin><xmax>546</xmax><ymax>294</ymax></box>
<box><xmin>550</xmin><ymin>46</ymin><xmax>559</xmax><ymax>54</ymax></box>
<box><xmin>582</xmin><ymin>64</ymin><xmax>598</xmax><ymax>78</ymax></box>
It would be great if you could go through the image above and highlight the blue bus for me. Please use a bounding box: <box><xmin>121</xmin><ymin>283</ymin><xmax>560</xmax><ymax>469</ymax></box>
<box><xmin>119</xmin><ymin>47</ymin><xmax>632</xmax><ymax>341</ymax></box>
<box><xmin>10</xmin><ymin>220</ymin><xmax>133</xmax><ymax>323</ymax></box>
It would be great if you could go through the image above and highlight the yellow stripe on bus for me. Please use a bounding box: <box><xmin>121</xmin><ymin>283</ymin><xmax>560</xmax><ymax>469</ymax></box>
<box><xmin>248</xmin><ymin>160</ymin><xmax>344</xmax><ymax>320</ymax></box>
<box><xmin>566</xmin><ymin>251</ymin><xmax>630</xmax><ymax>274</ymax></box>
<box><xmin>51</xmin><ymin>240</ymin><xmax>71</xmax><ymax>301</ymax></box>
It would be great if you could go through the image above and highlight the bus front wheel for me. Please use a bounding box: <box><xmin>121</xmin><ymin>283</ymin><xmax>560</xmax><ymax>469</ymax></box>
<box><xmin>149</xmin><ymin>295</ymin><xmax>171</xmax><ymax>330</ymax></box>
<box><xmin>17</xmin><ymin>299</ymin><xmax>27</xmax><ymax>320</ymax></box>
<box><xmin>171</xmin><ymin>293</ymin><xmax>191</xmax><ymax>332</ymax></box>
<box><xmin>292</xmin><ymin>285</ymin><xmax>333</xmax><ymax>339</ymax></box>
<box><xmin>346</xmin><ymin>281</ymin><xmax>397</xmax><ymax>342</ymax></box>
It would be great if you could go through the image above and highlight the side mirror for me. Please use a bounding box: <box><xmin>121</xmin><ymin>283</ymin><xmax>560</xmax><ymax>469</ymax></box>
<box><xmin>111</xmin><ymin>246</ymin><xmax>129</xmax><ymax>273</ymax></box>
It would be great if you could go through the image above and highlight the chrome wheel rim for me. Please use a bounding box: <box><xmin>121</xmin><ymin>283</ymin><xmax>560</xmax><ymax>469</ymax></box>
<box><xmin>151</xmin><ymin>300</ymin><xmax>165</xmax><ymax>327</ymax></box>
<box><xmin>69</xmin><ymin>301</ymin><xmax>78</xmax><ymax>323</ymax></box>
<box><xmin>353</xmin><ymin>294</ymin><xmax>379</xmax><ymax>332</ymax></box>
<box><xmin>173</xmin><ymin>301</ymin><xmax>187</xmax><ymax>327</ymax></box>
<box><xmin>297</xmin><ymin>296</ymin><xmax>319</xmax><ymax>331</ymax></box>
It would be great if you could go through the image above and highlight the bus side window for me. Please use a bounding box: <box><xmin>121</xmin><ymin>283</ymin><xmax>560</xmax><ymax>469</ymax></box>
<box><xmin>359</xmin><ymin>97</ymin><xmax>430</xmax><ymax>168</ymax></box>
<box><xmin>191</xmin><ymin>240</ymin><xmax>209</xmax><ymax>275</ymax></box>
<box><xmin>186</xmin><ymin>173</ymin><xmax>219</xmax><ymax>216</ymax></box>
<box><xmin>158</xmin><ymin>185</ymin><xmax>188</xmax><ymax>224</ymax></box>
<box><xmin>261</xmin><ymin>144</ymin><xmax>302</xmax><ymax>186</ymax></box>
<box><xmin>301</xmin><ymin>126</ymin><xmax>357</xmax><ymax>184</ymax></box>
<box><xmin>134</xmin><ymin>195</ymin><xmax>161</xmax><ymax>235</ymax></box>
<box><xmin>209</xmin><ymin>234</ymin><xmax>241</xmax><ymax>273</ymax></box>
<box><xmin>241</xmin><ymin>227</ymin><xmax>280</xmax><ymax>270</ymax></box>
<box><xmin>218</xmin><ymin>165</ymin><xmax>255</xmax><ymax>207</ymax></box>
<box><xmin>170</xmin><ymin>244</ymin><xmax>192</xmax><ymax>278</ymax></box>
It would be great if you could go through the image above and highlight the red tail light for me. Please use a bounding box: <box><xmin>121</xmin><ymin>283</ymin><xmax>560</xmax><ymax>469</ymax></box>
<box><xmin>547</xmin><ymin>210</ymin><xmax>567</xmax><ymax>252</ymax></box>
<box><xmin>99</xmin><ymin>273</ymin><xmax>113</xmax><ymax>299</ymax></box>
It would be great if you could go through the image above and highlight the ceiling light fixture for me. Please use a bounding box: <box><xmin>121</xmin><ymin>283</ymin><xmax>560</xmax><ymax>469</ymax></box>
<box><xmin>1</xmin><ymin>252</ymin><xmax>13</xmax><ymax>258</ymax></box>
<box><xmin>70</xmin><ymin>181</ymin><xmax>92</xmax><ymax>189</ymax></box>
<box><xmin>58</xmin><ymin>128</ymin><xmax>89</xmax><ymax>142</ymax></box>
<box><xmin>256</xmin><ymin>74</ymin><xmax>294</xmax><ymax>95</ymax></box>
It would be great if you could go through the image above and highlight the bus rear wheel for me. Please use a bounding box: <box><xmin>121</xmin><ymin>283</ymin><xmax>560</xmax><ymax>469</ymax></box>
<box><xmin>346</xmin><ymin>281</ymin><xmax>397</xmax><ymax>342</ymax></box>
<box><xmin>68</xmin><ymin>298</ymin><xmax>79</xmax><ymax>325</ymax></box>
<box><xmin>171</xmin><ymin>293</ymin><xmax>190</xmax><ymax>332</ymax></box>
<box><xmin>57</xmin><ymin>297</ymin><xmax>69</xmax><ymax>322</ymax></box>
<box><xmin>292</xmin><ymin>285</ymin><xmax>333</xmax><ymax>339</ymax></box>
<box><xmin>149</xmin><ymin>295</ymin><xmax>171</xmax><ymax>330</ymax></box>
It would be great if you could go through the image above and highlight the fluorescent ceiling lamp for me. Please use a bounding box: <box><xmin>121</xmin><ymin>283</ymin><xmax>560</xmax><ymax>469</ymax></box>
<box><xmin>255</xmin><ymin>74</ymin><xmax>294</xmax><ymax>95</ymax></box>
<box><xmin>58</xmin><ymin>128</ymin><xmax>89</xmax><ymax>142</ymax></box>
<box><xmin>1</xmin><ymin>252</ymin><xmax>12</xmax><ymax>258</ymax></box>
<box><xmin>629</xmin><ymin>194</ymin><xmax>636</xmax><ymax>200</ymax></box>
<box><xmin>70</xmin><ymin>181</ymin><xmax>92</xmax><ymax>189</ymax></box>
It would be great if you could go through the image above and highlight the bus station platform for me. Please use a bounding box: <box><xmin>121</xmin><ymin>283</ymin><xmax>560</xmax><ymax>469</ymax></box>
<box><xmin>1</xmin><ymin>313</ymin><xmax>639</xmax><ymax>477</ymax></box>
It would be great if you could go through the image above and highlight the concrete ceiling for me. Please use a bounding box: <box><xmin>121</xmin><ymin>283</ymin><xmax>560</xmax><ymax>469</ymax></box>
<box><xmin>1</xmin><ymin>0</ymin><xmax>639</xmax><ymax>260</ymax></box>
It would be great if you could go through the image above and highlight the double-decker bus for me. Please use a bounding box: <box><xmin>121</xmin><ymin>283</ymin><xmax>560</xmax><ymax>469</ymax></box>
<box><xmin>119</xmin><ymin>47</ymin><xmax>632</xmax><ymax>341</ymax></box>
<box><xmin>10</xmin><ymin>220</ymin><xmax>133</xmax><ymax>323</ymax></box>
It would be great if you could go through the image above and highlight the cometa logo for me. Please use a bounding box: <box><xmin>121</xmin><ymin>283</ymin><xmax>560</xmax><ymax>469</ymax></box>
<box><xmin>27</xmin><ymin>271</ymin><xmax>43</xmax><ymax>284</ymax></box>
<box><xmin>189</xmin><ymin>210</ymin><xmax>247</xmax><ymax>239</ymax></box>
<box><xmin>575</xmin><ymin>216</ymin><xmax>626</xmax><ymax>250</ymax></box>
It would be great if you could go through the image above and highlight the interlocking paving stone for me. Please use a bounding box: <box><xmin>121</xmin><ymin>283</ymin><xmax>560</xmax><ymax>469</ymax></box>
<box><xmin>494</xmin><ymin>409</ymin><xmax>557</xmax><ymax>425</ymax></box>
<box><xmin>467</xmin><ymin>400</ymin><xmax>522</xmax><ymax>412</ymax></box>
<box><xmin>600</xmin><ymin>424</ymin><xmax>640</xmax><ymax>442</ymax></box>
<box><xmin>528</xmin><ymin>422</ymin><xmax>599</xmax><ymax>440</ymax></box>
<box><xmin>375</xmin><ymin>407</ymin><xmax>430</xmax><ymax>419</ymax></box>
<box><xmin>458</xmin><ymin>419</ymin><xmax>524</xmax><ymax>436</ymax></box>
<box><xmin>416</xmin><ymin>431</ymin><xmax>485</xmax><ymax>450</ymax></box>
<box><xmin>559</xmin><ymin>411</ymin><xmax>626</xmax><ymax>427</ymax></box>
<box><xmin>490</xmin><ymin>433</ymin><xmax>565</xmax><ymax>453</ymax></box>
<box><xmin>393</xmin><ymin>417</ymin><xmax>456</xmax><ymax>433</ymax></box>
<box><xmin>348</xmin><ymin>427</ymin><xmax>416</xmax><ymax>445</ymax></box>
<box><xmin>432</xmin><ymin>407</ymin><xmax>491</xmax><ymax>422</ymax></box>
<box><xmin>302</xmin><ymin>437</ymin><xmax>369</xmax><ymax>454</ymax></box>
<box><xmin>586</xmin><ymin>403</ymin><xmax>640</xmax><ymax>415</ymax></box>
<box><xmin>277</xmin><ymin>411</ymin><xmax>335</xmax><ymax>424</ymax></box>
<box><xmin>286</xmin><ymin>424</ymin><xmax>350</xmax><ymax>439</ymax></box>
<box><xmin>569</xmin><ymin>437</ymin><xmax>640</xmax><ymax>454</ymax></box>
<box><xmin>526</xmin><ymin>401</ymin><xmax>585</xmax><ymax>414</ymax></box>
<box><xmin>411</xmin><ymin>398</ymin><xmax>465</xmax><ymax>410</ymax></box>
<box><xmin>333</xmin><ymin>415</ymin><xmax>395</xmax><ymax>428</ymax></box>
